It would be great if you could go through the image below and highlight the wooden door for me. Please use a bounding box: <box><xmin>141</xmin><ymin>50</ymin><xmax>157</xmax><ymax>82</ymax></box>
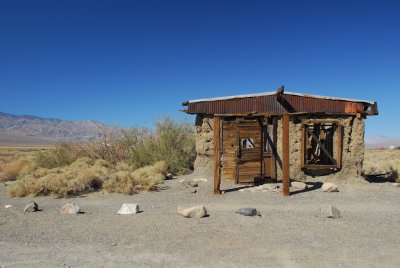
<box><xmin>221</xmin><ymin>121</ymin><xmax>237</xmax><ymax>181</ymax></box>
<box><xmin>262</xmin><ymin>121</ymin><xmax>275</xmax><ymax>179</ymax></box>
<box><xmin>236</xmin><ymin>120</ymin><xmax>262</xmax><ymax>183</ymax></box>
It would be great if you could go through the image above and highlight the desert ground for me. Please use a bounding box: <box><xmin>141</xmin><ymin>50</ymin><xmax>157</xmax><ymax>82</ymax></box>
<box><xmin>1</xmin><ymin>173</ymin><xmax>400</xmax><ymax>268</ymax></box>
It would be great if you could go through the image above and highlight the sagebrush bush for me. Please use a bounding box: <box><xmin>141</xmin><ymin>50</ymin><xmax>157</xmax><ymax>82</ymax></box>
<box><xmin>121</xmin><ymin>117</ymin><xmax>195</xmax><ymax>174</ymax></box>
<box><xmin>34</xmin><ymin>143</ymin><xmax>78</xmax><ymax>169</ymax></box>
<box><xmin>7</xmin><ymin>117</ymin><xmax>194</xmax><ymax>197</ymax></box>
<box><xmin>103</xmin><ymin>161</ymin><xmax>166</xmax><ymax>194</ymax></box>
<box><xmin>0</xmin><ymin>159</ymin><xmax>28</xmax><ymax>182</ymax></box>
<box><xmin>7</xmin><ymin>157</ymin><xmax>109</xmax><ymax>197</ymax></box>
<box><xmin>363</xmin><ymin>149</ymin><xmax>400</xmax><ymax>181</ymax></box>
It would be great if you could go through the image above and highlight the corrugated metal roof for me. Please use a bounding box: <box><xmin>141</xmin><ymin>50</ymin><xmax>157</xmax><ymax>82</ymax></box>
<box><xmin>188</xmin><ymin>91</ymin><xmax>375</xmax><ymax>105</ymax></box>
<box><xmin>184</xmin><ymin>89</ymin><xmax>378</xmax><ymax>116</ymax></box>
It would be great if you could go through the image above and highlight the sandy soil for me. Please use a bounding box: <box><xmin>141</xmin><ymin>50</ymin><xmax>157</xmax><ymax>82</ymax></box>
<box><xmin>1</xmin><ymin>177</ymin><xmax>400</xmax><ymax>268</ymax></box>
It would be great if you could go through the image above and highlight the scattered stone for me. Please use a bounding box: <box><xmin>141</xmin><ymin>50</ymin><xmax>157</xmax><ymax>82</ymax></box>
<box><xmin>111</xmin><ymin>242</ymin><xmax>117</xmax><ymax>246</ymax></box>
<box><xmin>236</xmin><ymin>208</ymin><xmax>258</xmax><ymax>216</ymax></box>
<box><xmin>24</xmin><ymin>201</ymin><xmax>39</xmax><ymax>212</ymax></box>
<box><xmin>190</xmin><ymin>189</ymin><xmax>197</xmax><ymax>194</ymax></box>
<box><xmin>117</xmin><ymin>203</ymin><xmax>139</xmax><ymax>215</ymax></box>
<box><xmin>165</xmin><ymin>173</ymin><xmax>173</xmax><ymax>180</ymax></box>
<box><xmin>59</xmin><ymin>203</ymin><xmax>80</xmax><ymax>214</ymax></box>
<box><xmin>390</xmin><ymin>182</ymin><xmax>400</xmax><ymax>187</ymax></box>
<box><xmin>177</xmin><ymin>205</ymin><xmax>207</xmax><ymax>218</ymax></box>
<box><xmin>291</xmin><ymin>181</ymin><xmax>307</xmax><ymax>190</ymax></box>
<box><xmin>262</xmin><ymin>184</ymin><xmax>279</xmax><ymax>191</ymax></box>
<box><xmin>4</xmin><ymin>204</ymin><xmax>13</xmax><ymax>209</ymax></box>
<box><xmin>320</xmin><ymin>205</ymin><xmax>341</xmax><ymax>219</ymax></box>
<box><xmin>188</xmin><ymin>182</ymin><xmax>198</xmax><ymax>187</ymax></box>
<box><xmin>322</xmin><ymin>182</ymin><xmax>339</xmax><ymax>192</ymax></box>
<box><xmin>192</xmin><ymin>178</ymin><xmax>208</xmax><ymax>183</ymax></box>
<box><xmin>4</xmin><ymin>181</ymin><xmax>16</xmax><ymax>187</ymax></box>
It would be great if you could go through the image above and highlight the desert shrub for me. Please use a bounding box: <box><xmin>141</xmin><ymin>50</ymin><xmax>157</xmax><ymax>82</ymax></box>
<box><xmin>7</xmin><ymin>117</ymin><xmax>194</xmax><ymax>197</ymax></box>
<box><xmin>102</xmin><ymin>171</ymin><xmax>133</xmax><ymax>194</ymax></box>
<box><xmin>153</xmin><ymin>117</ymin><xmax>196</xmax><ymax>174</ymax></box>
<box><xmin>363</xmin><ymin>149</ymin><xmax>400</xmax><ymax>182</ymax></box>
<box><xmin>7</xmin><ymin>157</ymin><xmax>109</xmax><ymax>197</ymax></box>
<box><xmin>34</xmin><ymin>143</ymin><xmax>78</xmax><ymax>169</ymax></box>
<box><xmin>0</xmin><ymin>159</ymin><xmax>28</xmax><ymax>182</ymax></box>
<box><xmin>103</xmin><ymin>161</ymin><xmax>166</xmax><ymax>194</ymax></box>
<box><xmin>121</xmin><ymin>117</ymin><xmax>195</xmax><ymax>174</ymax></box>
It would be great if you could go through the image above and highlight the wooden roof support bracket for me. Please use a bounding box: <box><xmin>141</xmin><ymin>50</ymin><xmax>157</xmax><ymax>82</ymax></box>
<box><xmin>275</xmin><ymin>86</ymin><xmax>296</xmax><ymax>113</ymax></box>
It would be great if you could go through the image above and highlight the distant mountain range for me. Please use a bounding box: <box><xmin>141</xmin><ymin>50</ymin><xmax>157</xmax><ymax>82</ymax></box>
<box><xmin>0</xmin><ymin>111</ymin><xmax>398</xmax><ymax>148</ymax></box>
<box><xmin>0</xmin><ymin>112</ymin><xmax>119</xmax><ymax>146</ymax></box>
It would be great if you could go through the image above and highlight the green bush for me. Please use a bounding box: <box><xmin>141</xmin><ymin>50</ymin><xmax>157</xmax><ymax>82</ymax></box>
<box><xmin>8</xmin><ymin>117</ymin><xmax>196</xmax><ymax>197</ymax></box>
<box><xmin>34</xmin><ymin>143</ymin><xmax>78</xmax><ymax>169</ymax></box>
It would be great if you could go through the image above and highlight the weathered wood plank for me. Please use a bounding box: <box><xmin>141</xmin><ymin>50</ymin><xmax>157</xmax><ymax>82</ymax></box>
<box><xmin>213</xmin><ymin>117</ymin><xmax>221</xmax><ymax>194</ymax></box>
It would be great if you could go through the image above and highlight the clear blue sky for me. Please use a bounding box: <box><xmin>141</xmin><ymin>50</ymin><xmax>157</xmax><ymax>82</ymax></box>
<box><xmin>0</xmin><ymin>0</ymin><xmax>399</xmax><ymax>137</ymax></box>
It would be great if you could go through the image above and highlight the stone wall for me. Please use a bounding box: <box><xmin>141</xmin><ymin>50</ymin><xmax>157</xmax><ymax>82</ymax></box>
<box><xmin>275</xmin><ymin>115</ymin><xmax>365</xmax><ymax>182</ymax></box>
<box><xmin>193</xmin><ymin>114</ymin><xmax>366</xmax><ymax>182</ymax></box>
<box><xmin>193</xmin><ymin>115</ymin><xmax>214</xmax><ymax>177</ymax></box>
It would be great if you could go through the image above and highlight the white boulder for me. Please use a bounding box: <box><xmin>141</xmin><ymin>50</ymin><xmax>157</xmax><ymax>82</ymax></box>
<box><xmin>322</xmin><ymin>182</ymin><xmax>339</xmax><ymax>192</ymax></box>
<box><xmin>117</xmin><ymin>203</ymin><xmax>139</xmax><ymax>215</ymax></box>
<box><xmin>59</xmin><ymin>203</ymin><xmax>80</xmax><ymax>214</ymax></box>
<box><xmin>291</xmin><ymin>181</ymin><xmax>307</xmax><ymax>190</ymax></box>
<box><xmin>177</xmin><ymin>205</ymin><xmax>207</xmax><ymax>218</ymax></box>
<box><xmin>320</xmin><ymin>205</ymin><xmax>341</xmax><ymax>219</ymax></box>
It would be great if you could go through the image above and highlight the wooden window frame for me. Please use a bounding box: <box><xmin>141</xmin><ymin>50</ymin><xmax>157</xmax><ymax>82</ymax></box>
<box><xmin>301</xmin><ymin>121</ymin><xmax>343</xmax><ymax>170</ymax></box>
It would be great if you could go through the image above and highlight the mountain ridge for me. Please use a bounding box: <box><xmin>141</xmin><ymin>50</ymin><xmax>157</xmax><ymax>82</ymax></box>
<box><xmin>0</xmin><ymin>111</ymin><xmax>115</xmax><ymax>141</ymax></box>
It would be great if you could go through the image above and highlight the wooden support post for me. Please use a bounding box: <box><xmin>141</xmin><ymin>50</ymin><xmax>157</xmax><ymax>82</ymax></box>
<box><xmin>213</xmin><ymin>117</ymin><xmax>221</xmax><ymax>194</ymax></box>
<box><xmin>282</xmin><ymin>114</ymin><xmax>290</xmax><ymax>196</ymax></box>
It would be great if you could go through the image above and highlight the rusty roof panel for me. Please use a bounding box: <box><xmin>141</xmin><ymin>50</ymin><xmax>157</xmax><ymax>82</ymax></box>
<box><xmin>185</xmin><ymin>91</ymin><xmax>378</xmax><ymax>116</ymax></box>
<box><xmin>188</xmin><ymin>95</ymin><xmax>287</xmax><ymax>115</ymax></box>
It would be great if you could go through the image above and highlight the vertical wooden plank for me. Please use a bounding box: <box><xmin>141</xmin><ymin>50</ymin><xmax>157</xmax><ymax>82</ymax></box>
<box><xmin>282</xmin><ymin>114</ymin><xmax>290</xmax><ymax>196</ymax></box>
<box><xmin>271</xmin><ymin>117</ymin><xmax>277</xmax><ymax>180</ymax></box>
<box><xmin>260</xmin><ymin>118</ymin><xmax>265</xmax><ymax>179</ymax></box>
<box><xmin>337</xmin><ymin>125</ymin><xmax>343</xmax><ymax>169</ymax></box>
<box><xmin>213</xmin><ymin>117</ymin><xmax>221</xmax><ymax>194</ymax></box>
<box><xmin>235</xmin><ymin>118</ymin><xmax>240</xmax><ymax>184</ymax></box>
<box><xmin>301</xmin><ymin>124</ymin><xmax>305</xmax><ymax>168</ymax></box>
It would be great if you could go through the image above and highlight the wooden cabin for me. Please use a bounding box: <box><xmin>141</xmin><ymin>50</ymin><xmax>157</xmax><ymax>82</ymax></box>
<box><xmin>182</xmin><ymin>87</ymin><xmax>378</xmax><ymax>196</ymax></box>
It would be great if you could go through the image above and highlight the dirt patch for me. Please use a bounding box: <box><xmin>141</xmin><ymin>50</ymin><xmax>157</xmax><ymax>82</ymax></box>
<box><xmin>1</xmin><ymin>176</ymin><xmax>400</xmax><ymax>267</ymax></box>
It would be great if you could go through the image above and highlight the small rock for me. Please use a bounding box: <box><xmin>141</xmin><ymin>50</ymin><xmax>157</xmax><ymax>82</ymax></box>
<box><xmin>4</xmin><ymin>204</ymin><xmax>13</xmax><ymax>208</ymax></box>
<box><xmin>320</xmin><ymin>205</ymin><xmax>341</xmax><ymax>219</ymax></box>
<box><xmin>321</xmin><ymin>182</ymin><xmax>339</xmax><ymax>192</ymax></box>
<box><xmin>190</xmin><ymin>189</ymin><xmax>197</xmax><ymax>194</ymax></box>
<box><xmin>24</xmin><ymin>201</ymin><xmax>39</xmax><ymax>212</ymax></box>
<box><xmin>188</xmin><ymin>182</ymin><xmax>198</xmax><ymax>187</ymax></box>
<box><xmin>262</xmin><ymin>184</ymin><xmax>279</xmax><ymax>190</ymax></box>
<box><xmin>4</xmin><ymin>181</ymin><xmax>16</xmax><ymax>187</ymax></box>
<box><xmin>192</xmin><ymin>178</ymin><xmax>208</xmax><ymax>183</ymax></box>
<box><xmin>177</xmin><ymin>205</ymin><xmax>207</xmax><ymax>218</ymax></box>
<box><xmin>390</xmin><ymin>182</ymin><xmax>400</xmax><ymax>187</ymax></box>
<box><xmin>117</xmin><ymin>203</ymin><xmax>139</xmax><ymax>215</ymax></box>
<box><xmin>59</xmin><ymin>203</ymin><xmax>80</xmax><ymax>214</ymax></box>
<box><xmin>236</xmin><ymin>208</ymin><xmax>258</xmax><ymax>216</ymax></box>
<box><xmin>111</xmin><ymin>242</ymin><xmax>117</xmax><ymax>246</ymax></box>
<box><xmin>291</xmin><ymin>181</ymin><xmax>307</xmax><ymax>190</ymax></box>
<box><xmin>165</xmin><ymin>173</ymin><xmax>173</xmax><ymax>180</ymax></box>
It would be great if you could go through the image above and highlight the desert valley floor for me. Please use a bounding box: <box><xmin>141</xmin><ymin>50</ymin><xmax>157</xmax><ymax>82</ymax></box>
<box><xmin>1</xmin><ymin>176</ymin><xmax>400</xmax><ymax>268</ymax></box>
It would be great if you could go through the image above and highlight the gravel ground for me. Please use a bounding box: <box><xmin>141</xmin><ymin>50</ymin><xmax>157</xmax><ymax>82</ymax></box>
<box><xmin>1</xmin><ymin>177</ymin><xmax>400</xmax><ymax>268</ymax></box>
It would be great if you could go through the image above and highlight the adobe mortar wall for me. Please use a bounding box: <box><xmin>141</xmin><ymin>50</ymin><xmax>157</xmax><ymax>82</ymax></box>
<box><xmin>194</xmin><ymin>114</ymin><xmax>366</xmax><ymax>182</ymax></box>
<box><xmin>276</xmin><ymin>115</ymin><xmax>365</xmax><ymax>182</ymax></box>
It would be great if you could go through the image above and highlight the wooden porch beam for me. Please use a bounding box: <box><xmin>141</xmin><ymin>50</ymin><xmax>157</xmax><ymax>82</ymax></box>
<box><xmin>213</xmin><ymin>117</ymin><xmax>222</xmax><ymax>194</ymax></box>
<box><xmin>282</xmin><ymin>114</ymin><xmax>290</xmax><ymax>196</ymax></box>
